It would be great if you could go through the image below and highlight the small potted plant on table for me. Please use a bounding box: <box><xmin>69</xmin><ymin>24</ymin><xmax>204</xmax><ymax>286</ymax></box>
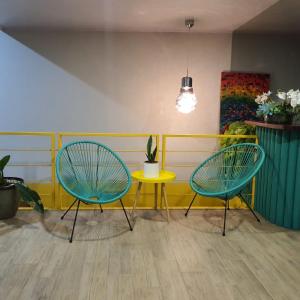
<box><xmin>0</xmin><ymin>155</ymin><xmax>44</xmax><ymax>219</ymax></box>
<box><xmin>144</xmin><ymin>136</ymin><xmax>159</xmax><ymax>178</ymax></box>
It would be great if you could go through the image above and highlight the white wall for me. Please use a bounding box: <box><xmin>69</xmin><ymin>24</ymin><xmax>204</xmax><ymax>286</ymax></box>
<box><xmin>0</xmin><ymin>31</ymin><xmax>232</xmax><ymax>134</ymax></box>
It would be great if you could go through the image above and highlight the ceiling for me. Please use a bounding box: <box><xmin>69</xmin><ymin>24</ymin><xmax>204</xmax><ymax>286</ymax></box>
<box><xmin>237</xmin><ymin>0</ymin><xmax>300</xmax><ymax>33</ymax></box>
<box><xmin>0</xmin><ymin>0</ymin><xmax>278</xmax><ymax>33</ymax></box>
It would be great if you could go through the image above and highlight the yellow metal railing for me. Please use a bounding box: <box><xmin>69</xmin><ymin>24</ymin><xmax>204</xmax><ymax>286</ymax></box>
<box><xmin>0</xmin><ymin>132</ymin><xmax>56</xmax><ymax>209</ymax></box>
<box><xmin>0</xmin><ymin>132</ymin><xmax>258</xmax><ymax>209</ymax></box>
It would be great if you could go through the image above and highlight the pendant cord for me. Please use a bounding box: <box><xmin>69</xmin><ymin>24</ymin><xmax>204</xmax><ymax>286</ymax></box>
<box><xmin>186</xmin><ymin>26</ymin><xmax>190</xmax><ymax>77</ymax></box>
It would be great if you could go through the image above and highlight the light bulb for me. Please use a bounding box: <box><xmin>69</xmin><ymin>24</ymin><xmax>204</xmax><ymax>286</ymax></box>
<box><xmin>176</xmin><ymin>91</ymin><xmax>197</xmax><ymax>113</ymax></box>
<box><xmin>176</xmin><ymin>77</ymin><xmax>197</xmax><ymax>114</ymax></box>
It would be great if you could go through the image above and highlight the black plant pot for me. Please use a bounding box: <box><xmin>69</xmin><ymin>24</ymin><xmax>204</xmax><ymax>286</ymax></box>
<box><xmin>267</xmin><ymin>114</ymin><xmax>291</xmax><ymax>124</ymax></box>
<box><xmin>292</xmin><ymin>113</ymin><xmax>300</xmax><ymax>125</ymax></box>
<box><xmin>0</xmin><ymin>177</ymin><xmax>24</xmax><ymax>219</ymax></box>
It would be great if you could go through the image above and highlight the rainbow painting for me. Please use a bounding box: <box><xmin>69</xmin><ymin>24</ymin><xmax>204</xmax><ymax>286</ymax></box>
<box><xmin>220</xmin><ymin>72</ymin><xmax>270</xmax><ymax>132</ymax></box>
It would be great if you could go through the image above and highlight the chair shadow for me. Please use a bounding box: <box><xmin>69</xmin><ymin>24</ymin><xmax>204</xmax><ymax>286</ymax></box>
<box><xmin>171</xmin><ymin>209</ymin><xmax>242</xmax><ymax>234</ymax></box>
<box><xmin>171</xmin><ymin>209</ymin><xmax>289</xmax><ymax>235</ymax></box>
<box><xmin>41</xmin><ymin>209</ymin><xmax>133</xmax><ymax>242</ymax></box>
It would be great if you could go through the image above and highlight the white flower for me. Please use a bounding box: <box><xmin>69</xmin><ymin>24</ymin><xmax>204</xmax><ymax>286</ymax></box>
<box><xmin>255</xmin><ymin>91</ymin><xmax>271</xmax><ymax>104</ymax></box>
<box><xmin>287</xmin><ymin>89</ymin><xmax>294</xmax><ymax>97</ymax></box>
<box><xmin>286</xmin><ymin>89</ymin><xmax>300</xmax><ymax>108</ymax></box>
<box><xmin>297</xmin><ymin>93</ymin><xmax>300</xmax><ymax>105</ymax></box>
<box><xmin>291</xmin><ymin>96</ymin><xmax>298</xmax><ymax>108</ymax></box>
<box><xmin>277</xmin><ymin>91</ymin><xmax>287</xmax><ymax>100</ymax></box>
<box><xmin>259</xmin><ymin>88</ymin><xmax>300</xmax><ymax>109</ymax></box>
<box><xmin>287</xmin><ymin>89</ymin><xmax>299</xmax><ymax>98</ymax></box>
<box><xmin>255</xmin><ymin>95</ymin><xmax>261</xmax><ymax>104</ymax></box>
<box><xmin>255</xmin><ymin>95</ymin><xmax>262</xmax><ymax>104</ymax></box>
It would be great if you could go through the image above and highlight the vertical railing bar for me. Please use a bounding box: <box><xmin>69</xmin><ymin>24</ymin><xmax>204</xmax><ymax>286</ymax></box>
<box><xmin>155</xmin><ymin>134</ymin><xmax>160</xmax><ymax>162</ymax></box>
<box><xmin>50</xmin><ymin>133</ymin><xmax>56</xmax><ymax>209</ymax></box>
<box><xmin>57</xmin><ymin>133</ymin><xmax>63</xmax><ymax>209</ymax></box>
<box><xmin>162</xmin><ymin>135</ymin><xmax>166</xmax><ymax>170</ymax></box>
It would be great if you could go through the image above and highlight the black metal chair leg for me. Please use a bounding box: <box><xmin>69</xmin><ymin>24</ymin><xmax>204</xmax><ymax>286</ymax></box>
<box><xmin>120</xmin><ymin>199</ymin><xmax>133</xmax><ymax>231</ymax></box>
<box><xmin>222</xmin><ymin>199</ymin><xmax>228</xmax><ymax>236</ymax></box>
<box><xmin>69</xmin><ymin>200</ymin><xmax>80</xmax><ymax>243</ymax></box>
<box><xmin>99</xmin><ymin>204</ymin><xmax>103</xmax><ymax>213</ymax></box>
<box><xmin>239</xmin><ymin>194</ymin><xmax>260</xmax><ymax>222</ymax></box>
<box><xmin>185</xmin><ymin>193</ymin><xmax>198</xmax><ymax>217</ymax></box>
<box><xmin>61</xmin><ymin>198</ymin><xmax>77</xmax><ymax>220</ymax></box>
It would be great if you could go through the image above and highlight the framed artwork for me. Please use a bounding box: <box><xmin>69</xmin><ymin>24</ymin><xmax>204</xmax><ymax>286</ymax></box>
<box><xmin>220</xmin><ymin>72</ymin><xmax>270</xmax><ymax>133</ymax></box>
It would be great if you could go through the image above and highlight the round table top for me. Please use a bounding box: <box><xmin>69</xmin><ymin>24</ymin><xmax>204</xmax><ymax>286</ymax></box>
<box><xmin>131</xmin><ymin>170</ymin><xmax>176</xmax><ymax>183</ymax></box>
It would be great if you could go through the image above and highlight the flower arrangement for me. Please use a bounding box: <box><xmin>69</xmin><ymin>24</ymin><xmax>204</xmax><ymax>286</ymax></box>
<box><xmin>255</xmin><ymin>89</ymin><xmax>300</xmax><ymax>124</ymax></box>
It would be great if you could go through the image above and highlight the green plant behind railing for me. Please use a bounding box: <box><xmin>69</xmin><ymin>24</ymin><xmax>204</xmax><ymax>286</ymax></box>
<box><xmin>220</xmin><ymin>123</ymin><xmax>256</xmax><ymax>205</ymax></box>
<box><xmin>221</xmin><ymin>121</ymin><xmax>256</xmax><ymax>148</ymax></box>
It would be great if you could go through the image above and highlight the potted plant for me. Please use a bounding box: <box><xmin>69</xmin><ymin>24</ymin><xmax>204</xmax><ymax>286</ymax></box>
<box><xmin>255</xmin><ymin>89</ymin><xmax>300</xmax><ymax>124</ymax></box>
<box><xmin>277</xmin><ymin>89</ymin><xmax>300</xmax><ymax>125</ymax></box>
<box><xmin>0</xmin><ymin>155</ymin><xmax>44</xmax><ymax>219</ymax></box>
<box><xmin>144</xmin><ymin>136</ymin><xmax>159</xmax><ymax>178</ymax></box>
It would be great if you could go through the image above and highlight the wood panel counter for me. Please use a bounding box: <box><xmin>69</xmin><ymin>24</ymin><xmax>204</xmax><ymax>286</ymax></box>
<box><xmin>246</xmin><ymin>121</ymin><xmax>300</xmax><ymax>229</ymax></box>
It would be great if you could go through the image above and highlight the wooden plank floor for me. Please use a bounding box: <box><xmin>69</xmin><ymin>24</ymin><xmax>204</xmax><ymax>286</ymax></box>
<box><xmin>0</xmin><ymin>209</ymin><xmax>300</xmax><ymax>300</ymax></box>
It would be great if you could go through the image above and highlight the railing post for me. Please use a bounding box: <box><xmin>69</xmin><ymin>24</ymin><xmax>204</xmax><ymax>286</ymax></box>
<box><xmin>155</xmin><ymin>134</ymin><xmax>160</xmax><ymax>161</ymax></box>
<box><xmin>57</xmin><ymin>133</ymin><xmax>63</xmax><ymax>209</ymax></box>
<box><xmin>50</xmin><ymin>133</ymin><xmax>56</xmax><ymax>209</ymax></box>
<box><xmin>162</xmin><ymin>135</ymin><xmax>166</xmax><ymax>170</ymax></box>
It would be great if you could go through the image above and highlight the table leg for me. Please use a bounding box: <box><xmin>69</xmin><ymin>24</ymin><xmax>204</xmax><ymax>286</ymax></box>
<box><xmin>132</xmin><ymin>181</ymin><xmax>142</xmax><ymax>217</ymax></box>
<box><xmin>162</xmin><ymin>183</ymin><xmax>170</xmax><ymax>222</ymax></box>
<box><xmin>154</xmin><ymin>183</ymin><xmax>158</xmax><ymax>210</ymax></box>
<box><xmin>160</xmin><ymin>184</ymin><xmax>163</xmax><ymax>209</ymax></box>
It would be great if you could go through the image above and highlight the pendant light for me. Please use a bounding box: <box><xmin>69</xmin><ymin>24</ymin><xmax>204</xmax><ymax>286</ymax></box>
<box><xmin>176</xmin><ymin>18</ymin><xmax>197</xmax><ymax>114</ymax></box>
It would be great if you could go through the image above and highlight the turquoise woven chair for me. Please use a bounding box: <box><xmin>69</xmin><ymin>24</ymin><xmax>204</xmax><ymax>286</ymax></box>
<box><xmin>56</xmin><ymin>141</ymin><xmax>132</xmax><ymax>242</ymax></box>
<box><xmin>185</xmin><ymin>143</ymin><xmax>265</xmax><ymax>235</ymax></box>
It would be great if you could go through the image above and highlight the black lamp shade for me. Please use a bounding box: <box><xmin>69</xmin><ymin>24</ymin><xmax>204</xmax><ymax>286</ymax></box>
<box><xmin>181</xmin><ymin>76</ymin><xmax>193</xmax><ymax>88</ymax></box>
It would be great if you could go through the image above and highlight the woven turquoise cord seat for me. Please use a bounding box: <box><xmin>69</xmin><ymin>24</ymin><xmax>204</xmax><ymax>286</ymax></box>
<box><xmin>185</xmin><ymin>143</ymin><xmax>265</xmax><ymax>235</ymax></box>
<box><xmin>56</xmin><ymin>141</ymin><xmax>133</xmax><ymax>242</ymax></box>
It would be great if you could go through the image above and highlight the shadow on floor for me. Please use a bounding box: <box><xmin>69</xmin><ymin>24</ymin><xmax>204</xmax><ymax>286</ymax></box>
<box><xmin>0</xmin><ymin>212</ymin><xmax>41</xmax><ymax>236</ymax></box>
<box><xmin>41</xmin><ymin>209</ymin><xmax>133</xmax><ymax>242</ymax></box>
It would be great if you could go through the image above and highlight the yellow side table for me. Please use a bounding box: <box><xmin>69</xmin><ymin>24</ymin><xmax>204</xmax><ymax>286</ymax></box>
<box><xmin>131</xmin><ymin>170</ymin><xmax>176</xmax><ymax>222</ymax></box>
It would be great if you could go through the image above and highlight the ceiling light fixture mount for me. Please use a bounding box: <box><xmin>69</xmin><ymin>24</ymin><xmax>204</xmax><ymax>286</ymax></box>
<box><xmin>176</xmin><ymin>18</ymin><xmax>197</xmax><ymax>114</ymax></box>
<box><xmin>185</xmin><ymin>18</ymin><xmax>194</xmax><ymax>29</ymax></box>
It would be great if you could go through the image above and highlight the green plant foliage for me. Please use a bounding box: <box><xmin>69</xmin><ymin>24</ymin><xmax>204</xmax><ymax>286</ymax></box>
<box><xmin>0</xmin><ymin>155</ymin><xmax>10</xmax><ymax>185</ymax></box>
<box><xmin>0</xmin><ymin>155</ymin><xmax>44</xmax><ymax>214</ymax></box>
<box><xmin>256</xmin><ymin>102</ymin><xmax>290</xmax><ymax>119</ymax></box>
<box><xmin>15</xmin><ymin>183</ymin><xmax>44</xmax><ymax>213</ymax></box>
<box><xmin>221</xmin><ymin>121</ymin><xmax>256</xmax><ymax>148</ymax></box>
<box><xmin>221</xmin><ymin>123</ymin><xmax>256</xmax><ymax>204</ymax></box>
<box><xmin>0</xmin><ymin>155</ymin><xmax>10</xmax><ymax>172</ymax></box>
<box><xmin>146</xmin><ymin>135</ymin><xmax>157</xmax><ymax>163</ymax></box>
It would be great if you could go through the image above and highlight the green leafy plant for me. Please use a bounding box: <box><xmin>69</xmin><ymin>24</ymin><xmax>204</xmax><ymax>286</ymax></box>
<box><xmin>145</xmin><ymin>135</ymin><xmax>157</xmax><ymax>163</ymax></box>
<box><xmin>0</xmin><ymin>155</ymin><xmax>44</xmax><ymax>213</ymax></box>
<box><xmin>0</xmin><ymin>155</ymin><xmax>10</xmax><ymax>185</ymax></box>
<box><xmin>221</xmin><ymin>121</ymin><xmax>256</xmax><ymax>148</ymax></box>
<box><xmin>221</xmin><ymin>123</ymin><xmax>255</xmax><ymax>204</ymax></box>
